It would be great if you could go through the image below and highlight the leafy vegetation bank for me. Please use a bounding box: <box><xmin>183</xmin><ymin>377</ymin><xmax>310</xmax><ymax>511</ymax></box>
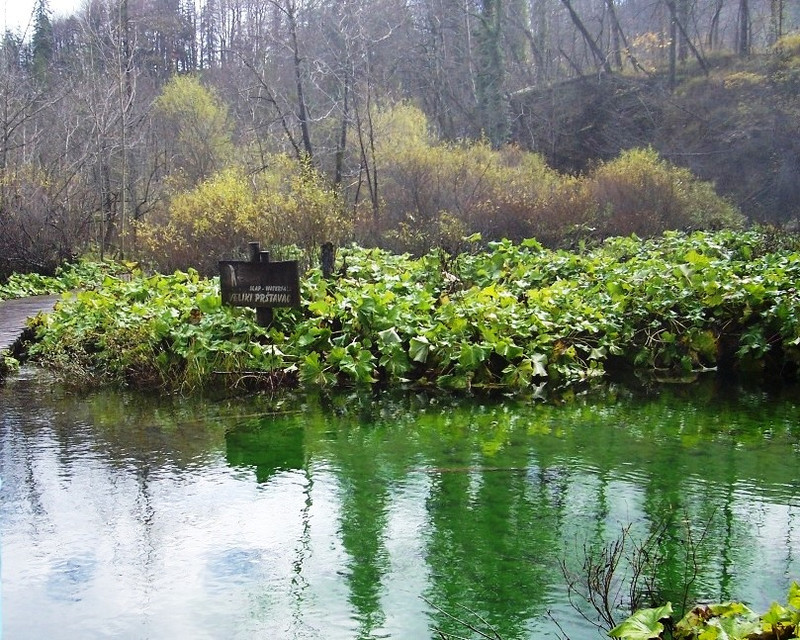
<box><xmin>610</xmin><ymin>583</ymin><xmax>800</xmax><ymax>640</ymax></box>
<box><xmin>11</xmin><ymin>229</ymin><xmax>797</xmax><ymax>393</ymax></box>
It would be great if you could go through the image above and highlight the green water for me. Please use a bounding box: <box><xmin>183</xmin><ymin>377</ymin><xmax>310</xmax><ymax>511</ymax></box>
<box><xmin>0</xmin><ymin>371</ymin><xmax>798</xmax><ymax>639</ymax></box>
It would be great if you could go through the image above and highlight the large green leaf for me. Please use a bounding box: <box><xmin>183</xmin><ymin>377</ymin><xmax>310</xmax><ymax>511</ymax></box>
<box><xmin>788</xmin><ymin>581</ymin><xmax>800</xmax><ymax>609</ymax></box>
<box><xmin>458</xmin><ymin>342</ymin><xmax>488</xmax><ymax>369</ymax></box>
<box><xmin>378</xmin><ymin>327</ymin><xmax>402</xmax><ymax>346</ymax></box>
<box><xmin>530</xmin><ymin>353</ymin><xmax>549</xmax><ymax>378</ymax></box>
<box><xmin>409</xmin><ymin>336</ymin><xmax>431</xmax><ymax>363</ymax></box>
<box><xmin>609</xmin><ymin>603</ymin><xmax>673</xmax><ymax>640</ymax></box>
<box><xmin>196</xmin><ymin>293</ymin><xmax>221</xmax><ymax>314</ymax></box>
<box><xmin>711</xmin><ymin>615</ymin><xmax>762</xmax><ymax>639</ymax></box>
<box><xmin>707</xmin><ymin>602</ymin><xmax>755</xmax><ymax>618</ymax></box>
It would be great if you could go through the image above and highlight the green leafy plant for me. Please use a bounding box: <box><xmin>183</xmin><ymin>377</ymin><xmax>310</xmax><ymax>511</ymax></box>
<box><xmin>0</xmin><ymin>353</ymin><xmax>20</xmax><ymax>379</ymax></box>
<box><xmin>610</xmin><ymin>582</ymin><xmax>800</xmax><ymax>640</ymax></box>
<box><xmin>18</xmin><ymin>229</ymin><xmax>800</xmax><ymax>393</ymax></box>
<box><xmin>0</xmin><ymin>260</ymin><xmax>131</xmax><ymax>300</ymax></box>
<box><xmin>610</xmin><ymin>603</ymin><xmax>674</xmax><ymax>640</ymax></box>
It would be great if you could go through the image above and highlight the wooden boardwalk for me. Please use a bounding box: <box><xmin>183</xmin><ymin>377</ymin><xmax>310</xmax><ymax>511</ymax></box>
<box><xmin>0</xmin><ymin>295</ymin><xmax>62</xmax><ymax>352</ymax></box>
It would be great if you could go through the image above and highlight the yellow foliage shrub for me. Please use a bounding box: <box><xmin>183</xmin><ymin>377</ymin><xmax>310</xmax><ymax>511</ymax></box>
<box><xmin>136</xmin><ymin>169</ymin><xmax>259</xmax><ymax>273</ymax></box>
<box><xmin>772</xmin><ymin>32</ymin><xmax>800</xmax><ymax>58</ymax></box>
<box><xmin>136</xmin><ymin>157</ymin><xmax>352</xmax><ymax>274</ymax></box>
<box><xmin>723</xmin><ymin>71</ymin><xmax>766</xmax><ymax>89</ymax></box>
<box><xmin>371</xmin><ymin>113</ymin><xmax>565</xmax><ymax>252</ymax></box>
<box><xmin>580</xmin><ymin>148</ymin><xmax>743</xmax><ymax>238</ymax></box>
<box><xmin>375</xmin><ymin>137</ymin><xmax>501</xmax><ymax>253</ymax></box>
<box><xmin>255</xmin><ymin>155</ymin><xmax>351</xmax><ymax>251</ymax></box>
<box><xmin>364</xmin><ymin>106</ymin><xmax>741</xmax><ymax>252</ymax></box>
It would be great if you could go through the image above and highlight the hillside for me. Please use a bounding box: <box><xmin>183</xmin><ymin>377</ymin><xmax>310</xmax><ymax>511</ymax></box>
<box><xmin>509</xmin><ymin>41</ymin><xmax>800</xmax><ymax>226</ymax></box>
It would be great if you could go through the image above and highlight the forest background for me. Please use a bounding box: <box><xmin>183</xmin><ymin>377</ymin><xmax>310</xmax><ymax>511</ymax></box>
<box><xmin>2</xmin><ymin>0</ymin><xmax>800</xmax><ymax>279</ymax></box>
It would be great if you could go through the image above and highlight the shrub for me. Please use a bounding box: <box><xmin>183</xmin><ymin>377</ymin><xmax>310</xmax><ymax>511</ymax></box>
<box><xmin>482</xmin><ymin>151</ymin><xmax>589</xmax><ymax>247</ymax></box>
<box><xmin>255</xmin><ymin>155</ymin><xmax>352</xmax><ymax>252</ymax></box>
<box><xmin>580</xmin><ymin>148</ymin><xmax>743</xmax><ymax>238</ymax></box>
<box><xmin>371</xmin><ymin>115</ymin><xmax>565</xmax><ymax>253</ymax></box>
<box><xmin>136</xmin><ymin>168</ymin><xmax>260</xmax><ymax>274</ymax></box>
<box><xmin>136</xmin><ymin>157</ymin><xmax>352</xmax><ymax>274</ymax></box>
<box><xmin>366</xmin><ymin>103</ymin><xmax>741</xmax><ymax>253</ymax></box>
<box><xmin>375</xmin><ymin>137</ymin><xmax>501</xmax><ymax>253</ymax></box>
<box><xmin>772</xmin><ymin>32</ymin><xmax>800</xmax><ymax>60</ymax></box>
<box><xmin>0</xmin><ymin>165</ymin><xmax>91</xmax><ymax>279</ymax></box>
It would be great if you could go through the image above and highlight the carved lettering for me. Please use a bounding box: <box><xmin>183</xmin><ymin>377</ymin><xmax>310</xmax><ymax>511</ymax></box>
<box><xmin>219</xmin><ymin>259</ymin><xmax>300</xmax><ymax>309</ymax></box>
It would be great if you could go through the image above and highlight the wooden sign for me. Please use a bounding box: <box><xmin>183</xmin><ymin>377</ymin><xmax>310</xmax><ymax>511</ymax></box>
<box><xmin>219</xmin><ymin>260</ymin><xmax>300</xmax><ymax>308</ymax></box>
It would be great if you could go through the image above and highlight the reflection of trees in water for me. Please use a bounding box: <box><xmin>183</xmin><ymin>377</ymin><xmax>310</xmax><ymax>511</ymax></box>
<box><xmin>225</xmin><ymin>419</ymin><xmax>305</xmax><ymax>482</ymax></box>
<box><xmin>311</xmin><ymin>386</ymin><xmax>800</xmax><ymax>637</ymax></box>
<box><xmin>37</xmin><ymin>387</ymin><xmax>233</xmax><ymax>474</ymax></box>
<box><xmin>718</xmin><ymin>448</ymin><xmax>738</xmax><ymax>602</ymax></box>
<box><xmin>420</xmin><ymin>421</ymin><xmax>560</xmax><ymax>639</ymax></box>
<box><xmin>133</xmin><ymin>463</ymin><xmax>157</xmax><ymax>605</ymax></box>
<box><xmin>6</xmin><ymin>413</ymin><xmax>49</xmax><ymax>525</ymax></box>
<box><xmin>554</xmin><ymin>383</ymin><xmax>798</xmax><ymax>617</ymax></box>
<box><xmin>641</xmin><ymin>450</ymin><xmax>696</xmax><ymax>610</ymax></box>
<box><xmin>3</xmin><ymin>378</ymin><xmax>800</xmax><ymax>637</ymax></box>
<box><xmin>1</xmin><ymin>381</ymin><xmax>89</xmax><ymax>543</ymax></box>
<box><xmin>290</xmin><ymin>465</ymin><xmax>313</xmax><ymax>634</ymax></box>
<box><xmin>335</xmin><ymin>445</ymin><xmax>391</xmax><ymax>637</ymax></box>
<box><xmin>318</xmin><ymin>397</ymin><xmax>421</xmax><ymax>639</ymax></box>
<box><xmin>0</xmin><ymin>378</ymin><xmax>171</xmax><ymax>615</ymax></box>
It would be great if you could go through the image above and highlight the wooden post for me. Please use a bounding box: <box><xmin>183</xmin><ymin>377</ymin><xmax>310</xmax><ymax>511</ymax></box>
<box><xmin>321</xmin><ymin>242</ymin><xmax>335</xmax><ymax>279</ymax></box>
<box><xmin>248</xmin><ymin>241</ymin><xmax>260</xmax><ymax>263</ymax></box>
<box><xmin>249</xmin><ymin>243</ymin><xmax>273</xmax><ymax>328</ymax></box>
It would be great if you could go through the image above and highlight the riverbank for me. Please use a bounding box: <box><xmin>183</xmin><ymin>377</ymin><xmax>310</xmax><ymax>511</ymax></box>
<box><xmin>6</xmin><ymin>229</ymin><xmax>800</xmax><ymax>394</ymax></box>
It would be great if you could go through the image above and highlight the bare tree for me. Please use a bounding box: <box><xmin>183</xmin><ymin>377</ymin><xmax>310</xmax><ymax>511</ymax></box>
<box><xmin>559</xmin><ymin>0</ymin><xmax>613</xmax><ymax>74</ymax></box>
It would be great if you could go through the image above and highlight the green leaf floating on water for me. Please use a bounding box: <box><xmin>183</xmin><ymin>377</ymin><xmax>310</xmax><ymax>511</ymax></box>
<box><xmin>609</xmin><ymin>602</ymin><xmax>673</xmax><ymax>640</ymax></box>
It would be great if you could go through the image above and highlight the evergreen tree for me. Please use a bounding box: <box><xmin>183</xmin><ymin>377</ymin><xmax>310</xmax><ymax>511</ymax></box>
<box><xmin>31</xmin><ymin>0</ymin><xmax>53</xmax><ymax>80</ymax></box>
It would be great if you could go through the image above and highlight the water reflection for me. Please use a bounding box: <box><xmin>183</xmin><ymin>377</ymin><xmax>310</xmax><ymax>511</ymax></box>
<box><xmin>225</xmin><ymin>419</ymin><xmax>305</xmax><ymax>483</ymax></box>
<box><xmin>0</xmin><ymin>373</ymin><xmax>799</xmax><ymax>639</ymax></box>
<box><xmin>47</xmin><ymin>554</ymin><xmax>97</xmax><ymax>602</ymax></box>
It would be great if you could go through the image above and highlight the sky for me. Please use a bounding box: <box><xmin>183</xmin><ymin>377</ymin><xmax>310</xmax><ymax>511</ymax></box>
<box><xmin>1</xmin><ymin>0</ymin><xmax>82</xmax><ymax>37</ymax></box>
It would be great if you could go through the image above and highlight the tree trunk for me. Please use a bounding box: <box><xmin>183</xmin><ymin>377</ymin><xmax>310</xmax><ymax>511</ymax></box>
<box><xmin>559</xmin><ymin>0</ymin><xmax>612</xmax><ymax>74</ymax></box>
<box><xmin>605</xmin><ymin>0</ymin><xmax>624</xmax><ymax>71</ymax></box>
<box><xmin>333</xmin><ymin>75</ymin><xmax>349</xmax><ymax>188</ymax></box>
<box><xmin>770</xmin><ymin>0</ymin><xmax>783</xmax><ymax>43</ymax></box>
<box><xmin>707</xmin><ymin>0</ymin><xmax>723</xmax><ymax>49</ymax></box>
<box><xmin>668</xmin><ymin>7</ymin><xmax>677</xmax><ymax>89</ymax></box>
<box><xmin>737</xmin><ymin>0</ymin><xmax>750</xmax><ymax>56</ymax></box>
<box><xmin>286</xmin><ymin>1</ymin><xmax>313</xmax><ymax>160</ymax></box>
<box><xmin>476</xmin><ymin>0</ymin><xmax>508</xmax><ymax>147</ymax></box>
<box><xmin>665</xmin><ymin>0</ymin><xmax>708</xmax><ymax>75</ymax></box>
